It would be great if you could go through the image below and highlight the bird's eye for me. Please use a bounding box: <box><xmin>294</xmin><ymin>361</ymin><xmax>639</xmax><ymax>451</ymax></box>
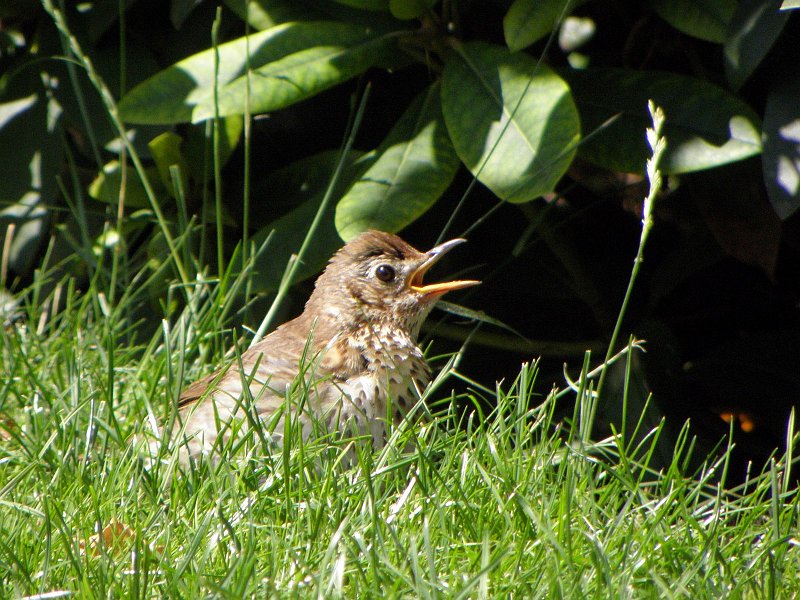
<box><xmin>375</xmin><ymin>264</ymin><xmax>396</xmax><ymax>283</ymax></box>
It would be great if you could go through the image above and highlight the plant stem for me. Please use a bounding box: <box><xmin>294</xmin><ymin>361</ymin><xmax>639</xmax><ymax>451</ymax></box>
<box><xmin>212</xmin><ymin>7</ymin><xmax>225</xmax><ymax>289</ymax></box>
<box><xmin>42</xmin><ymin>0</ymin><xmax>191</xmax><ymax>290</ymax></box>
<box><xmin>596</xmin><ymin>101</ymin><xmax>667</xmax><ymax>399</ymax></box>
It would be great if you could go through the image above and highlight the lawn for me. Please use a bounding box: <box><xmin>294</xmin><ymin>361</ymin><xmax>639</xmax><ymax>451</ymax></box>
<box><xmin>1</xmin><ymin>276</ymin><xmax>798</xmax><ymax>597</ymax></box>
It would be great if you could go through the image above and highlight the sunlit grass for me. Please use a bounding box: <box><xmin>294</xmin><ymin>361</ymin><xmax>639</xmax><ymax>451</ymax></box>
<box><xmin>1</xmin><ymin>272</ymin><xmax>799</xmax><ymax>597</ymax></box>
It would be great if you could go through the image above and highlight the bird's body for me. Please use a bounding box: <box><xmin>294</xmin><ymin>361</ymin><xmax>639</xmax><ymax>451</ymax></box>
<box><xmin>173</xmin><ymin>230</ymin><xmax>478</xmax><ymax>461</ymax></box>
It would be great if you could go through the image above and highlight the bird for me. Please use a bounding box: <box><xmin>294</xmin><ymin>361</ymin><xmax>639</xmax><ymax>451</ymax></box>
<box><xmin>172</xmin><ymin>230</ymin><xmax>479</xmax><ymax>462</ymax></box>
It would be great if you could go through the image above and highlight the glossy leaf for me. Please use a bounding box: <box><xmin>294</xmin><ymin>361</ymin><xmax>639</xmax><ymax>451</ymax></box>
<box><xmin>183</xmin><ymin>115</ymin><xmax>244</xmax><ymax>182</ymax></box>
<box><xmin>0</xmin><ymin>92</ymin><xmax>60</xmax><ymax>275</ymax></box>
<box><xmin>251</xmin><ymin>151</ymin><xmax>364</xmax><ymax>292</ymax></box>
<box><xmin>198</xmin><ymin>37</ymin><xmax>395</xmax><ymax>122</ymax></box>
<box><xmin>119</xmin><ymin>22</ymin><xmax>396</xmax><ymax>124</ymax></box>
<box><xmin>223</xmin><ymin>0</ymin><xmax>324</xmax><ymax>29</ymax></box>
<box><xmin>503</xmin><ymin>0</ymin><xmax>572</xmax><ymax>52</ymax></box>
<box><xmin>649</xmin><ymin>0</ymin><xmax>736</xmax><ymax>43</ymax></box>
<box><xmin>170</xmin><ymin>0</ymin><xmax>202</xmax><ymax>29</ymax></box>
<box><xmin>389</xmin><ymin>0</ymin><xmax>437</xmax><ymax>20</ymax></box>
<box><xmin>148</xmin><ymin>132</ymin><xmax>188</xmax><ymax>199</ymax></box>
<box><xmin>724</xmin><ymin>0</ymin><xmax>788</xmax><ymax>91</ymax></box>
<box><xmin>76</xmin><ymin>0</ymin><xmax>140</xmax><ymax>43</ymax></box>
<box><xmin>335</xmin><ymin>83</ymin><xmax>459</xmax><ymax>241</ymax></box>
<box><xmin>88</xmin><ymin>161</ymin><xmax>162</xmax><ymax>209</ymax></box>
<box><xmin>0</xmin><ymin>193</ymin><xmax>48</xmax><ymax>276</ymax></box>
<box><xmin>0</xmin><ymin>94</ymin><xmax>46</xmax><ymax>203</ymax></box>
<box><xmin>563</xmin><ymin>68</ymin><xmax>762</xmax><ymax>174</ymax></box>
<box><xmin>224</xmin><ymin>0</ymin><xmax>403</xmax><ymax>30</ymax></box>
<box><xmin>332</xmin><ymin>0</ymin><xmax>390</xmax><ymax>10</ymax></box>
<box><xmin>762</xmin><ymin>72</ymin><xmax>800</xmax><ymax>219</ymax></box>
<box><xmin>441</xmin><ymin>42</ymin><xmax>580</xmax><ymax>203</ymax></box>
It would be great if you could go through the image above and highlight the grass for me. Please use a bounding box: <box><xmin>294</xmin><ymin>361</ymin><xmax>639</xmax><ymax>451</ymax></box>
<box><xmin>2</xmin><ymin>270</ymin><xmax>800</xmax><ymax>598</ymax></box>
<box><xmin>1</xmin><ymin>6</ymin><xmax>799</xmax><ymax>598</ymax></box>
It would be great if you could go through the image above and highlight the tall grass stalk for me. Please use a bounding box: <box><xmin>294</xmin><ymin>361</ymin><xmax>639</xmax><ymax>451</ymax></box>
<box><xmin>211</xmin><ymin>6</ymin><xmax>226</xmax><ymax>287</ymax></box>
<box><xmin>596</xmin><ymin>102</ymin><xmax>667</xmax><ymax>399</ymax></box>
<box><xmin>42</xmin><ymin>0</ymin><xmax>191</xmax><ymax>290</ymax></box>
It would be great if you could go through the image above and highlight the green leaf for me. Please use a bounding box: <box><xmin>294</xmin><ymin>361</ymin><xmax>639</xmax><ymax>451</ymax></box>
<box><xmin>88</xmin><ymin>160</ymin><xmax>162</xmax><ymax>209</ymax></box>
<box><xmin>724</xmin><ymin>0</ymin><xmax>788</xmax><ymax>91</ymax></box>
<box><xmin>224</xmin><ymin>0</ymin><xmax>403</xmax><ymax>30</ymax></box>
<box><xmin>223</xmin><ymin>0</ymin><xmax>323</xmax><ymax>29</ymax></box>
<box><xmin>119</xmin><ymin>21</ymin><xmax>397</xmax><ymax>124</ymax></box>
<box><xmin>184</xmin><ymin>115</ymin><xmax>244</xmax><ymax>182</ymax></box>
<box><xmin>332</xmin><ymin>0</ymin><xmax>390</xmax><ymax>10</ymax></box>
<box><xmin>649</xmin><ymin>0</ymin><xmax>737</xmax><ymax>43</ymax></box>
<box><xmin>503</xmin><ymin>0</ymin><xmax>573</xmax><ymax>52</ymax></box>
<box><xmin>441</xmin><ymin>42</ymin><xmax>580</xmax><ymax>203</ymax></box>
<box><xmin>0</xmin><ymin>193</ymin><xmax>49</xmax><ymax>276</ymax></box>
<box><xmin>170</xmin><ymin>0</ymin><xmax>202</xmax><ymax>29</ymax></box>
<box><xmin>0</xmin><ymin>76</ymin><xmax>66</xmax><ymax>277</ymax></box>
<box><xmin>251</xmin><ymin>151</ymin><xmax>364</xmax><ymax>292</ymax></box>
<box><xmin>148</xmin><ymin>132</ymin><xmax>188</xmax><ymax>199</ymax></box>
<box><xmin>199</xmin><ymin>36</ymin><xmax>396</xmax><ymax>122</ymax></box>
<box><xmin>217</xmin><ymin>114</ymin><xmax>245</xmax><ymax>167</ymax></box>
<box><xmin>389</xmin><ymin>0</ymin><xmax>437</xmax><ymax>20</ymax></box>
<box><xmin>335</xmin><ymin>83</ymin><xmax>459</xmax><ymax>241</ymax></box>
<box><xmin>563</xmin><ymin>68</ymin><xmax>762</xmax><ymax>174</ymax></box>
<box><xmin>78</xmin><ymin>1</ymin><xmax>138</xmax><ymax>42</ymax></box>
<box><xmin>0</xmin><ymin>91</ymin><xmax>61</xmax><ymax>277</ymax></box>
<box><xmin>762</xmin><ymin>71</ymin><xmax>800</xmax><ymax>220</ymax></box>
<box><xmin>0</xmin><ymin>94</ymin><xmax>53</xmax><ymax>205</ymax></box>
<box><xmin>252</xmin><ymin>197</ymin><xmax>342</xmax><ymax>292</ymax></box>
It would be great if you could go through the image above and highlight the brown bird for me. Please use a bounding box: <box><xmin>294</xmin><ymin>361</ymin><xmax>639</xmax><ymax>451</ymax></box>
<box><xmin>173</xmin><ymin>230</ymin><xmax>479</xmax><ymax>461</ymax></box>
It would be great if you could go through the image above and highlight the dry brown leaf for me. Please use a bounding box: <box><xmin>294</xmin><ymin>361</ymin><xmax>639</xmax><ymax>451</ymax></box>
<box><xmin>0</xmin><ymin>417</ymin><xmax>18</xmax><ymax>441</ymax></box>
<box><xmin>79</xmin><ymin>518</ymin><xmax>136</xmax><ymax>556</ymax></box>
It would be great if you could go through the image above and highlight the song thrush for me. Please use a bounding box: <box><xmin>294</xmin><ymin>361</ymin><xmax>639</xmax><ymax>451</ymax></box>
<box><xmin>173</xmin><ymin>230</ymin><xmax>479</xmax><ymax>461</ymax></box>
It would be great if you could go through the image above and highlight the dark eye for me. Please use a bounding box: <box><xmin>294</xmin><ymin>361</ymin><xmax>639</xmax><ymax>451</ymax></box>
<box><xmin>375</xmin><ymin>264</ymin><xmax>396</xmax><ymax>282</ymax></box>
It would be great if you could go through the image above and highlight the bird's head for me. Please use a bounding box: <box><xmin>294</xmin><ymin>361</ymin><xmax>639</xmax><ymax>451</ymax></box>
<box><xmin>307</xmin><ymin>230</ymin><xmax>479</xmax><ymax>337</ymax></box>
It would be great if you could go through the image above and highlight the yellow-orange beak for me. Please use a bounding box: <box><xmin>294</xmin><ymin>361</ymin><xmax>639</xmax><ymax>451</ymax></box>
<box><xmin>409</xmin><ymin>238</ymin><xmax>480</xmax><ymax>296</ymax></box>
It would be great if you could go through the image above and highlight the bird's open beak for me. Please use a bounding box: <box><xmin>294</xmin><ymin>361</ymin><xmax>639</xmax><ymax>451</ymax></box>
<box><xmin>409</xmin><ymin>238</ymin><xmax>480</xmax><ymax>296</ymax></box>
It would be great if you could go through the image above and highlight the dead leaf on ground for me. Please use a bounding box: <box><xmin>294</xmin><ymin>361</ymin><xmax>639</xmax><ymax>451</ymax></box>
<box><xmin>79</xmin><ymin>519</ymin><xmax>137</xmax><ymax>557</ymax></box>
<box><xmin>0</xmin><ymin>417</ymin><xmax>18</xmax><ymax>441</ymax></box>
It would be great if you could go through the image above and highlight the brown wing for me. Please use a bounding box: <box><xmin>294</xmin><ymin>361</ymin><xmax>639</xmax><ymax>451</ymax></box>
<box><xmin>175</xmin><ymin>316</ymin><xmax>349</xmax><ymax>411</ymax></box>
<box><xmin>177</xmin><ymin>369</ymin><xmax>229</xmax><ymax>409</ymax></box>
